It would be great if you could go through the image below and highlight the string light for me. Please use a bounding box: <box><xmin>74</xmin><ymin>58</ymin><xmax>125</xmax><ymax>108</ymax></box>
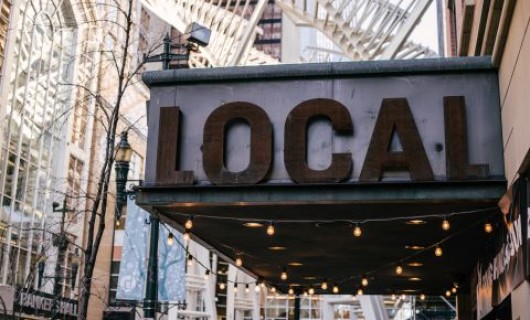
<box><xmin>281</xmin><ymin>268</ymin><xmax>288</xmax><ymax>281</ymax></box>
<box><xmin>115</xmin><ymin>219</ymin><xmax>120</xmax><ymax>227</ymax></box>
<box><xmin>255</xmin><ymin>285</ymin><xmax>260</xmax><ymax>292</ymax></box>
<box><xmin>435</xmin><ymin>245</ymin><xmax>443</xmax><ymax>257</ymax></box>
<box><xmin>204</xmin><ymin>270</ymin><xmax>210</xmax><ymax>280</ymax></box>
<box><xmin>245</xmin><ymin>284</ymin><xmax>250</xmax><ymax>293</ymax></box>
<box><xmin>391</xmin><ymin>293</ymin><xmax>396</xmax><ymax>300</ymax></box>
<box><xmin>361</xmin><ymin>275</ymin><xmax>368</xmax><ymax>287</ymax></box>
<box><xmin>401</xmin><ymin>294</ymin><xmax>406</xmax><ymax>300</ymax></box>
<box><xmin>187</xmin><ymin>254</ymin><xmax>193</xmax><ymax>266</ymax></box>
<box><xmin>167</xmin><ymin>233</ymin><xmax>174</xmax><ymax>246</ymax></box>
<box><xmin>234</xmin><ymin>285</ymin><xmax>238</xmax><ymax>293</ymax></box>
<box><xmin>445</xmin><ymin>290</ymin><xmax>451</xmax><ymax>297</ymax></box>
<box><xmin>321</xmin><ymin>280</ymin><xmax>328</xmax><ymax>290</ymax></box>
<box><xmin>353</xmin><ymin>223</ymin><xmax>362</xmax><ymax>237</ymax></box>
<box><xmin>395</xmin><ymin>264</ymin><xmax>403</xmax><ymax>275</ymax></box>
<box><xmin>267</xmin><ymin>222</ymin><xmax>275</xmax><ymax>236</ymax></box>
<box><xmin>288</xmin><ymin>288</ymin><xmax>294</xmax><ymax>295</ymax></box>
<box><xmin>357</xmin><ymin>288</ymin><xmax>363</xmax><ymax>296</ymax></box>
<box><xmin>159</xmin><ymin>208</ymin><xmax>497</xmax><ymax>300</ymax></box>
<box><xmin>260</xmin><ymin>281</ymin><xmax>265</xmax><ymax>288</ymax></box>
<box><xmin>219</xmin><ymin>282</ymin><xmax>226</xmax><ymax>290</ymax></box>
<box><xmin>484</xmin><ymin>221</ymin><xmax>493</xmax><ymax>233</ymax></box>
<box><xmin>451</xmin><ymin>287</ymin><xmax>457</xmax><ymax>294</ymax></box>
<box><xmin>420</xmin><ymin>293</ymin><xmax>426</xmax><ymax>301</ymax></box>
<box><xmin>271</xmin><ymin>286</ymin><xmax>276</xmax><ymax>293</ymax></box>
<box><xmin>185</xmin><ymin>216</ymin><xmax>193</xmax><ymax>230</ymax></box>
<box><xmin>308</xmin><ymin>287</ymin><xmax>315</xmax><ymax>295</ymax></box>
<box><xmin>442</xmin><ymin>215</ymin><xmax>450</xmax><ymax>231</ymax></box>
<box><xmin>183</xmin><ymin>231</ymin><xmax>191</xmax><ymax>241</ymax></box>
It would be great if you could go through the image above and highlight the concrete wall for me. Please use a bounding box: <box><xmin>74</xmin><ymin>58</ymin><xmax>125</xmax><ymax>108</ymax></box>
<box><xmin>497</xmin><ymin>1</ymin><xmax>530</xmax><ymax>320</ymax></box>
<box><xmin>498</xmin><ymin>0</ymin><xmax>530</xmax><ymax>183</ymax></box>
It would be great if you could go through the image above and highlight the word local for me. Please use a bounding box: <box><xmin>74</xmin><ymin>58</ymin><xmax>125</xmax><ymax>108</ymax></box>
<box><xmin>155</xmin><ymin>96</ymin><xmax>489</xmax><ymax>185</ymax></box>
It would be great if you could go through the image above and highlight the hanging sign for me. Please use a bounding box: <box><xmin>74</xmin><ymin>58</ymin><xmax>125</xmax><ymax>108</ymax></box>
<box><xmin>144</xmin><ymin>62</ymin><xmax>503</xmax><ymax>186</ymax></box>
<box><xmin>116</xmin><ymin>198</ymin><xmax>186</xmax><ymax>301</ymax></box>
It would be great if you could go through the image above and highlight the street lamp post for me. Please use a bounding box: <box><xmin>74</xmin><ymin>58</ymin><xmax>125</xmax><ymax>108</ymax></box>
<box><xmin>50</xmin><ymin>197</ymin><xmax>72</xmax><ymax>320</ymax></box>
<box><xmin>115</xmin><ymin>131</ymin><xmax>133</xmax><ymax>225</ymax></box>
<box><xmin>141</xmin><ymin>23</ymin><xmax>211</xmax><ymax>319</ymax></box>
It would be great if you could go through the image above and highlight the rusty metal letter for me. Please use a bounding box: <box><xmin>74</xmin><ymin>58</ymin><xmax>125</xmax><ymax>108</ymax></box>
<box><xmin>156</xmin><ymin>107</ymin><xmax>194</xmax><ymax>185</ymax></box>
<box><xmin>284</xmin><ymin>98</ymin><xmax>353</xmax><ymax>183</ymax></box>
<box><xmin>360</xmin><ymin>98</ymin><xmax>434</xmax><ymax>181</ymax></box>
<box><xmin>203</xmin><ymin>102</ymin><xmax>272</xmax><ymax>185</ymax></box>
<box><xmin>444</xmin><ymin>96</ymin><xmax>489</xmax><ymax>180</ymax></box>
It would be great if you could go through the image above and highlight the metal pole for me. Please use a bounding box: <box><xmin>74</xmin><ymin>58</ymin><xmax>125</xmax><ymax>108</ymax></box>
<box><xmin>294</xmin><ymin>294</ymin><xmax>300</xmax><ymax>320</ymax></box>
<box><xmin>162</xmin><ymin>34</ymin><xmax>171</xmax><ymax>70</ymax></box>
<box><xmin>51</xmin><ymin>197</ymin><xmax>69</xmax><ymax>319</ymax></box>
<box><xmin>144</xmin><ymin>215</ymin><xmax>159</xmax><ymax>319</ymax></box>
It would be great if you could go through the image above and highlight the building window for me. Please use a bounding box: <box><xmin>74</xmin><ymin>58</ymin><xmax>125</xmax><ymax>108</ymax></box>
<box><xmin>66</xmin><ymin>155</ymin><xmax>83</xmax><ymax>221</ymax></box>
<box><xmin>70</xmin><ymin>89</ymin><xmax>89</xmax><ymax>150</ymax></box>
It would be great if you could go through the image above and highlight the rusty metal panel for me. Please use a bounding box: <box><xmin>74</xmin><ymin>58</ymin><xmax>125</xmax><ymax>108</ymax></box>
<box><xmin>143</xmin><ymin>58</ymin><xmax>503</xmax><ymax>186</ymax></box>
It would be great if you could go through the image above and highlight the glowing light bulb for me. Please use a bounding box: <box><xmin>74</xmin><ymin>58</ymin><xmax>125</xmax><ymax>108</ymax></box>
<box><xmin>260</xmin><ymin>281</ymin><xmax>265</xmax><ymax>288</ymax></box>
<box><xmin>167</xmin><ymin>233</ymin><xmax>174</xmax><ymax>246</ymax></box>
<box><xmin>234</xmin><ymin>285</ymin><xmax>238</xmax><ymax>293</ymax></box>
<box><xmin>451</xmin><ymin>287</ymin><xmax>457</xmax><ymax>294</ymax></box>
<box><xmin>357</xmin><ymin>288</ymin><xmax>363</xmax><ymax>296</ymax></box>
<box><xmin>332</xmin><ymin>285</ymin><xmax>339</xmax><ymax>294</ymax></box>
<box><xmin>271</xmin><ymin>287</ymin><xmax>276</xmax><ymax>293</ymax></box>
<box><xmin>484</xmin><ymin>222</ymin><xmax>493</xmax><ymax>233</ymax></box>
<box><xmin>395</xmin><ymin>265</ymin><xmax>403</xmax><ymax>275</ymax></box>
<box><xmin>281</xmin><ymin>270</ymin><xmax>288</xmax><ymax>281</ymax></box>
<box><xmin>245</xmin><ymin>284</ymin><xmax>250</xmax><ymax>293</ymax></box>
<box><xmin>442</xmin><ymin>217</ymin><xmax>450</xmax><ymax>231</ymax></box>
<box><xmin>204</xmin><ymin>270</ymin><xmax>210</xmax><ymax>280</ymax></box>
<box><xmin>321</xmin><ymin>281</ymin><xmax>328</xmax><ymax>290</ymax></box>
<box><xmin>219</xmin><ymin>283</ymin><xmax>226</xmax><ymax>290</ymax></box>
<box><xmin>391</xmin><ymin>293</ymin><xmax>396</xmax><ymax>300</ymax></box>
<box><xmin>183</xmin><ymin>231</ymin><xmax>190</xmax><ymax>241</ymax></box>
<box><xmin>445</xmin><ymin>290</ymin><xmax>451</xmax><ymax>297</ymax></box>
<box><xmin>420</xmin><ymin>293</ymin><xmax>426</xmax><ymax>301</ymax></box>
<box><xmin>308</xmin><ymin>288</ymin><xmax>315</xmax><ymax>295</ymax></box>
<box><xmin>401</xmin><ymin>294</ymin><xmax>406</xmax><ymax>300</ymax></box>
<box><xmin>255</xmin><ymin>285</ymin><xmax>260</xmax><ymax>292</ymax></box>
<box><xmin>185</xmin><ymin>216</ymin><xmax>193</xmax><ymax>230</ymax></box>
<box><xmin>235</xmin><ymin>257</ymin><xmax>243</xmax><ymax>267</ymax></box>
<box><xmin>435</xmin><ymin>246</ymin><xmax>443</xmax><ymax>257</ymax></box>
<box><xmin>267</xmin><ymin>222</ymin><xmax>275</xmax><ymax>236</ymax></box>
<box><xmin>187</xmin><ymin>255</ymin><xmax>193</xmax><ymax>266</ymax></box>
<box><xmin>288</xmin><ymin>288</ymin><xmax>294</xmax><ymax>295</ymax></box>
<box><xmin>361</xmin><ymin>276</ymin><xmax>368</xmax><ymax>287</ymax></box>
<box><xmin>353</xmin><ymin>223</ymin><xmax>362</xmax><ymax>237</ymax></box>
<box><xmin>115</xmin><ymin>219</ymin><xmax>120</xmax><ymax>227</ymax></box>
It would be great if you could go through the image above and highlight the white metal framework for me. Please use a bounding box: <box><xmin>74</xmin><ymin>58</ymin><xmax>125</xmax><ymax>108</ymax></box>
<box><xmin>277</xmin><ymin>0</ymin><xmax>436</xmax><ymax>60</ymax></box>
<box><xmin>141</xmin><ymin>0</ymin><xmax>436</xmax><ymax>65</ymax></box>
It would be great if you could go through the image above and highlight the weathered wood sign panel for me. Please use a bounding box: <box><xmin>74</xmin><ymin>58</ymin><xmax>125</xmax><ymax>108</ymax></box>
<box><xmin>143</xmin><ymin>60</ymin><xmax>503</xmax><ymax>186</ymax></box>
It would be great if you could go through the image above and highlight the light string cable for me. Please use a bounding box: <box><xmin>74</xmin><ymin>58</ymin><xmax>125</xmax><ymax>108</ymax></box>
<box><xmin>158</xmin><ymin>222</ymin><xmax>259</xmax><ymax>287</ymax></box>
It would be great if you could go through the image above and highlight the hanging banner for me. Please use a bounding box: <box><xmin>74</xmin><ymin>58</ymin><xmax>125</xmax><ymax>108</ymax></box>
<box><xmin>116</xmin><ymin>197</ymin><xmax>186</xmax><ymax>301</ymax></box>
<box><xmin>476</xmin><ymin>179</ymin><xmax>527</xmax><ymax>318</ymax></box>
<box><xmin>158</xmin><ymin>224</ymin><xmax>186</xmax><ymax>301</ymax></box>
